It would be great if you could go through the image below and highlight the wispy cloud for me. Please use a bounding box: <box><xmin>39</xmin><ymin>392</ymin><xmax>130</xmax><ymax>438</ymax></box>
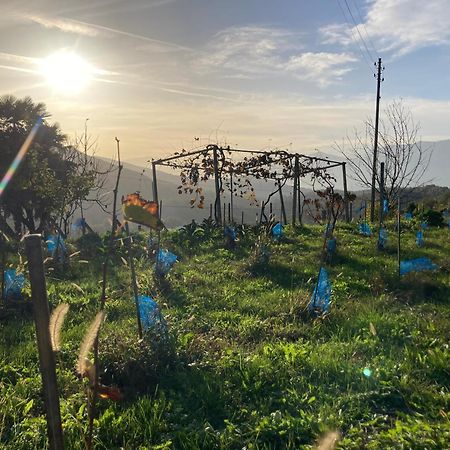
<box><xmin>321</xmin><ymin>0</ymin><xmax>450</xmax><ymax>56</ymax></box>
<box><xmin>24</xmin><ymin>14</ymin><xmax>193</xmax><ymax>52</ymax></box>
<box><xmin>26</xmin><ymin>14</ymin><xmax>100</xmax><ymax>37</ymax></box>
<box><xmin>286</xmin><ymin>52</ymin><xmax>357</xmax><ymax>86</ymax></box>
<box><xmin>197</xmin><ymin>26</ymin><xmax>304</xmax><ymax>75</ymax></box>
<box><xmin>197</xmin><ymin>26</ymin><xmax>356</xmax><ymax>87</ymax></box>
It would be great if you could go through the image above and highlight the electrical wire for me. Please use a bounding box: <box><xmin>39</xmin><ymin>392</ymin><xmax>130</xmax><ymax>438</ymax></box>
<box><xmin>335</xmin><ymin>0</ymin><xmax>376</xmax><ymax>74</ymax></box>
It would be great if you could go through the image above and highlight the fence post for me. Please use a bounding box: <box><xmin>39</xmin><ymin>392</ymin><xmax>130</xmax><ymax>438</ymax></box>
<box><xmin>25</xmin><ymin>235</ymin><xmax>65</xmax><ymax>450</ymax></box>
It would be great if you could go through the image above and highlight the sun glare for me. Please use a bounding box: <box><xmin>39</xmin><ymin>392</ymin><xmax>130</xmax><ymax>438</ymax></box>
<box><xmin>40</xmin><ymin>51</ymin><xmax>94</xmax><ymax>94</ymax></box>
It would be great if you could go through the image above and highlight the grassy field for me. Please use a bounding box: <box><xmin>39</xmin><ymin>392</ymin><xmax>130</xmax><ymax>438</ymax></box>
<box><xmin>1</xmin><ymin>220</ymin><xmax>449</xmax><ymax>449</ymax></box>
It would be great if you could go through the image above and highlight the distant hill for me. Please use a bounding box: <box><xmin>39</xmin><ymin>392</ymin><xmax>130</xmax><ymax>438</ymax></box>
<box><xmin>79</xmin><ymin>146</ymin><xmax>449</xmax><ymax>233</ymax></box>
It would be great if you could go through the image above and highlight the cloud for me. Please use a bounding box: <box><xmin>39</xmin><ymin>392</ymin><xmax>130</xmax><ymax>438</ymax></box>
<box><xmin>24</xmin><ymin>14</ymin><xmax>193</xmax><ymax>52</ymax></box>
<box><xmin>197</xmin><ymin>26</ymin><xmax>304</xmax><ymax>74</ymax></box>
<box><xmin>286</xmin><ymin>52</ymin><xmax>357</xmax><ymax>86</ymax></box>
<box><xmin>321</xmin><ymin>0</ymin><xmax>450</xmax><ymax>56</ymax></box>
<box><xmin>26</xmin><ymin>14</ymin><xmax>100</xmax><ymax>36</ymax></box>
<box><xmin>197</xmin><ymin>26</ymin><xmax>356</xmax><ymax>86</ymax></box>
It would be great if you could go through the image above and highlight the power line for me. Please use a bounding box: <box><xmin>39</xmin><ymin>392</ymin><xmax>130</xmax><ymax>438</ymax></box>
<box><xmin>342</xmin><ymin>0</ymin><xmax>376</xmax><ymax>62</ymax></box>
<box><xmin>348</xmin><ymin>0</ymin><xmax>378</xmax><ymax>56</ymax></box>
<box><xmin>335</xmin><ymin>0</ymin><xmax>375</xmax><ymax>73</ymax></box>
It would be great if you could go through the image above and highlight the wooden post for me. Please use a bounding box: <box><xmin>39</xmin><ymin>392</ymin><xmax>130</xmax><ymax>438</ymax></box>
<box><xmin>209</xmin><ymin>203</ymin><xmax>213</xmax><ymax>220</ymax></box>
<box><xmin>212</xmin><ymin>146</ymin><xmax>222</xmax><ymax>225</ymax></box>
<box><xmin>292</xmin><ymin>155</ymin><xmax>299</xmax><ymax>225</ymax></box>
<box><xmin>397</xmin><ymin>197</ymin><xmax>401</xmax><ymax>277</ymax></box>
<box><xmin>25</xmin><ymin>235</ymin><xmax>65</xmax><ymax>450</ymax></box>
<box><xmin>349</xmin><ymin>202</ymin><xmax>353</xmax><ymax>222</ymax></box>
<box><xmin>342</xmin><ymin>163</ymin><xmax>350</xmax><ymax>222</ymax></box>
<box><xmin>151</xmin><ymin>161</ymin><xmax>159</xmax><ymax>206</ymax></box>
<box><xmin>125</xmin><ymin>224</ymin><xmax>143</xmax><ymax>339</ymax></box>
<box><xmin>228</xmin><ymin>202</ymin><xmax>231</xmax><ymax>224</ymax></box>
<box><xmin>278</xmin><ymin>181</ymin><xmax>287</xmax><ymax>225</ymax></box>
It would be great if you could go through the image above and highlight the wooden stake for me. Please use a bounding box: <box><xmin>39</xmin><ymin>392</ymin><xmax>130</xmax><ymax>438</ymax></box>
<box><xmin>25</xmin><ymin>235</ymin><xmax>65</xmax><ymax>450</ymax></box>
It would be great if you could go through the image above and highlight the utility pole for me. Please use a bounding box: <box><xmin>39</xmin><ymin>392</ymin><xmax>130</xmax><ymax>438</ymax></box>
<box><xmin>370</xmin><ymin>57</ymin><xmax>384</xmax><ymax>223</ymax></box>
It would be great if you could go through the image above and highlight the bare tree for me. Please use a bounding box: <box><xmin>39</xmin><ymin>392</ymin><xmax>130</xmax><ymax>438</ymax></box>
<box><xmin>336</xmin><ymin>100</ymin><xmax>432</xmax><ymax>207</ymax></box>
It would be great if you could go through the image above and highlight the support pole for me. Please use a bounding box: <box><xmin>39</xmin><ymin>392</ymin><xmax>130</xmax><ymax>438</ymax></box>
<box><xmin>125</xmin><ymin>224</ymin><xmax>143</xmax><ymax>339</ymax></box>
<box><xmin>370</xmin><ymin>57</ymin><xmax>383</xmax><ymax>222</ymax></box>
<box><xmin>292</xmin><ymin>155</ymin><xmax>299</xmax><ymax>225</ymax></box>
<box><xmin>342</xmin><ymin>163</ymin><xmax>350</xmax><ymax>222</ymax></box>
<box><xmin>152</xmin><ymin>161</ymin><xmax>159</xmax><ymax>206</ymax></box>
<box><xmin>397</xmin><ymin>196</ymin><xmax>401</xmax><ymax>277</ymax></box>
<box><xmin>298</xmin><ymin>176</ymin><xmax>302</xmax><ymax>224</ymax></box>
<box><xmin>209</xmin><ymin>203</ymin><xmax>213</xmax><ymax>220</ymax></box>
<box><xmin>25</xmin><ymin>235</ymin><xmax>65</xmax><ymax>450</ymax></box>
<box><xmin>379</xmin><ymin>161</ymin><xmax>385</xmax><ymax>226</ymax></box>
<box><xmin>212</xmin><ymin>146</ymin><xmax>222</xmax><ymax>225</ymax></box>
<box><xmin>278</xmin><ymin>181</ymin><xmax>287</xmax><ymax>225</ymax></box>
<box><xmin>223</xmin><ymin>202</ymin><xmax>226</xmax><ymax>226</ymax></box>
<box><xmin>230</xmin><ymin>172</ymin><xmax>234</xmax><ymax>223</ymax></box>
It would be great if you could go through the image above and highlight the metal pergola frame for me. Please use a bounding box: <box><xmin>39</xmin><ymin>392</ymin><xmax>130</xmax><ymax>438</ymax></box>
<box><xmin>151</xmin><ymin>144</ymin><xmax>350</xmax><ymax>225</ymax></box>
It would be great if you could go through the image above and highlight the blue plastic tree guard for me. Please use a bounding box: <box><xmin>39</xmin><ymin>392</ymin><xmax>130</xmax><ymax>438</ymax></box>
<box><xmin>359</xmin><ymin>222</ymin><xmax>371</xmax><ymax>236</ymax></box>
<box><xmin>326</xmin><ymin>237</ymin><xmax>337</xmax><ymax>255</ymax></box>
<box><xmin>378</xmin><ymin>227</ymin><xmax>388</xmax><ymax>249</ymax></box>
<box><xmin>137</xmin><ymin>295</ymin><xmax>167</xmax><ymax>335</ymax></box>
<box><xmin>224</xmin><ymin>226</ymin><xmax>237</xmax><ymax>242</ymax></box>
<box><xmin>3</xmin><ymin>269</ymin><xmax>25</xmax><ymax>300</ymax></box>
<box><xmin>272</xmin><ymin>222</ymin><xmax>283</xmax><ymax>240</ymax></box>
<box><xmin>400</xmin><ymin>257</ymin><xmax>438</xmax><ymax>276</ymax></box>
<box><xmin>356</xmin><ymin>203</ymin><xmax>366</xmax><ymax>215</ymax></box>
<box><xmin>403</xmin><ymin>212</ymin><xmax>413</xmax><ymax>220</ymax></box>
<box><xmin>155</xmin><ymin>249</ymin><xmax>177</xmax><ymax>276</ymax></box>
<box><xmin>421</xmin><ymin>222</ymin><xmax>428</xmax><ymax>229</ymax></box>
<box><xmin>383</xmin><ymin>199</ymin><xmax>389</xmax><ymax>214</ymax></box>
<box><xmin>416</xmin><ymin>230</ymin><xmax>424</xmax><ymax>247</ymax></box>
<box><xmin>71</xmin><ymin>217</ymin><xmax>86</xmax><ymax>231</ymax></box>
<box><xmin>308</xmin><ymin>267</ymin><xmax>331</xmax><ymax>314</ymax></box>
<box><xmin>46</xmin><ymin>234</ymin><xmax>67</xmax><ymax>256</ymax></box>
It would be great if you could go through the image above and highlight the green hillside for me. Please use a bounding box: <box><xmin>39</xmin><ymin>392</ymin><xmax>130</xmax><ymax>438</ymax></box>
<box><xmin>1</xmin><ymin>221</ymin><xmax>449</xmax><ymax>449</ymax></box>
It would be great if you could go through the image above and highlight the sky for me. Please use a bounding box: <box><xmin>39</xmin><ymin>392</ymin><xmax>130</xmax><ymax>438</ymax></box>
<box><xmin>1</xmin><ymin>0</ymin><xmax>450</xmax><ymax>163</ymax></box>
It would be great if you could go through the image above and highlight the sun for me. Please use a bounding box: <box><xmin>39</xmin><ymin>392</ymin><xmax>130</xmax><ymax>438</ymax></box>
<box><xmin>39</xmin><ymin>51</ymin><xmax>94</xmax><ymax>94</ymax></box>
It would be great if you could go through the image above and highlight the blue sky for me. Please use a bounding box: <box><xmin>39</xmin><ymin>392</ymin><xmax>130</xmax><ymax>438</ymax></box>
<box><xmin>1</xmin><ymin>0</ymin><xmax>450</xmax><ymax>162</ymax></box>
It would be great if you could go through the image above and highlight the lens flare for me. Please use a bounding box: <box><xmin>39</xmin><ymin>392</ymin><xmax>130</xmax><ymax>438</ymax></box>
<box><xmin>0</xmin><ymin>118</ymin><xmax>42</xmax><ymax>198</ymax></box>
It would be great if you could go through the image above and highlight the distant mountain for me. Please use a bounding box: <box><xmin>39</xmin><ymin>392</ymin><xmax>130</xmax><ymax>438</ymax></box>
<box><xmin>79</xmin><ymin>143</ymin><xmax>449</xmax><ymax>233</ymax></box>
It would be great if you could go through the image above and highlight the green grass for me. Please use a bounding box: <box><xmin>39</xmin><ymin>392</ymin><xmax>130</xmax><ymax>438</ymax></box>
<box><xmin>1</xmin><ymin>222</ymin><xmax>449</xmax><ymax>449</ymax></box>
